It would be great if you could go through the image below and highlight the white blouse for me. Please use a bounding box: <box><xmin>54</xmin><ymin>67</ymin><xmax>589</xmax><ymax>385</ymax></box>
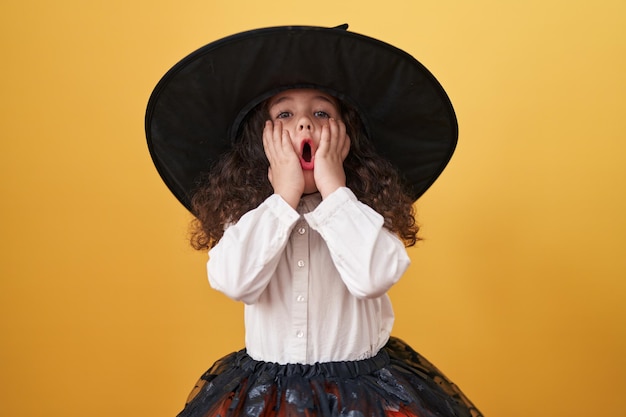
<box><xmin>207</xmin><ymin>187</ymin><xmax>411</xmax><ymax>364</ymax></box>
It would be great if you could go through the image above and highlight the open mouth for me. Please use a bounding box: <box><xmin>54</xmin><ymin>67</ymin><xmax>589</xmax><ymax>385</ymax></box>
<box><xmin>300</xmin><ymin>140</ymin><xmax>314</xmax><ymax>170</ymax></box>
<box><xmin>302</xmin><ymin>142</ymin><xmax>312</xmax><ymax>162</ymax></box>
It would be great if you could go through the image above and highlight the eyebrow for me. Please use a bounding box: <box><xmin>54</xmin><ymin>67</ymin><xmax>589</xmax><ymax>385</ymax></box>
<box><xmin>269</xmin><ymin>94</ymin><xmax>336</xmax><ymax>107</ymax></box>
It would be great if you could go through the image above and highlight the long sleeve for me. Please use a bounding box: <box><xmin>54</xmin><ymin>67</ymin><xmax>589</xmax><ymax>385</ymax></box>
<box><xmin>207</xmin><ymin>194</ymin><xmax>300</xmax><ymax>304</ymax></box>
<box><xmin>304</xmin><ymin>187</ymin><xmax>411</xmax><ymax>299</ymax></box>
<box><xmin>208</xmin><ymin>189</ymin><xmax>409</xmax><ymax>364</ymax></box>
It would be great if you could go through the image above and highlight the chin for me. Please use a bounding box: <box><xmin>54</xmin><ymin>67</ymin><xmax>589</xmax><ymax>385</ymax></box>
<box><xmin>303</xmin><ymin>185</ymin><xmax>319</xmax><ymax>195</ymax></box>
<box><xmin>303</xmin><ymin>175</ymin><xmax>318</xmax><ymax>195</ymax></box>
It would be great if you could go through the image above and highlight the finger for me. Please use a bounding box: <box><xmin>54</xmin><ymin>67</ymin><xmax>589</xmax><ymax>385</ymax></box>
<box><xmin>323</xmin><ymin>118</ymin><xmax>335</xmax><ymax>154</ymax></box>
<box><xmin>273</xmin><ymin>121</ymin><xmax>292</xmax><ymax>157</ymax></box>
<box><xmin>266</xmin><ymin>120</ymin><xmax>284</xmax><ymax>161</ymax></box>
<box><xmin>324</xmin><ymin>121</ymin><xmax>336</xmax><ymax>153</ymax></box>
<box><xmin>273</xmin><ymin>119</ymin><xmax>283</xmax><ymax>142</ymax></box>
<box><xmin>341</xmin><ymin>133</ymin><xmax>351</xmax><ymax>160</ymax></box>
<box><xmin>337</xmin><ymin>120</ymin><xmax>350</xmax><ymax>159</ymax></box>
<box><xmin>281</xmin><ymin>126</ymin><xmax>293</xmax><ymax>154</ymax></box>
<box><xmin>263</xmin><ymin>120</ymin><xmax>274</xmax><ymax>160</ymax></box>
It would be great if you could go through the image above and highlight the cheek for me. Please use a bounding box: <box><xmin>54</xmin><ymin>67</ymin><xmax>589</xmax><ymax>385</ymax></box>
<box><xmin>276</xmin><ymin>123</ymin><xmax>296</xmax><ymax>145</ymax></box>
<box><xmin>289</xmin><ymin>134</ymin><xmax>301</xmax><ymax>152</ymax></box>
<box><xmin>317</xmin><ymin>119</ymin><xmax>331</xmax><ymax>128</ymax></box>
<box><xmin>311</xmin><ymin>120</ymin><xmax>328</xmax><ymax>139</ymax></box>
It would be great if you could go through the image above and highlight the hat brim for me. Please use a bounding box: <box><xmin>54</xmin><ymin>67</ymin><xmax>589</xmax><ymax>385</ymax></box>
<box><xmin>146</xmin><ymin>25</ymin><xmax>457</xmax><ymax>210</ymax></box>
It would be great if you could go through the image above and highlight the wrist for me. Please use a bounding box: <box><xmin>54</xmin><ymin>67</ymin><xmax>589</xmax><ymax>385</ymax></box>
<box><xmin>318</xmin><ymin>182</ymin><xmax>345</xmax><ymax>199</ymax></box>
<box><xmin>275</xmin><ymin>189</ymin><xmax>301</xmax><ymax>209</ymax></box>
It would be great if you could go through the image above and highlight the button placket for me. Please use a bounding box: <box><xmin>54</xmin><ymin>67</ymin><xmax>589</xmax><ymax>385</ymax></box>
<box><xmin>290</xmin><ymin>219</ymin><xmax>309</xmax><ymax>363</ymax></box>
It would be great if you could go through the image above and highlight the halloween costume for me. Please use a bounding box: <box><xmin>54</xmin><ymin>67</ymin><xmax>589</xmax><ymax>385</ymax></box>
<box><xmin>146</xmin><ymin>24</ymin><xmax>482</xmax><ymax>417</ymax></box>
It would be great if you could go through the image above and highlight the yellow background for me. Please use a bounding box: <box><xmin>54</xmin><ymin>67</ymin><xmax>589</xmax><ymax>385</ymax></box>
<box><xmin>1</xmin><ymin>0</ymin><xmax>625</xmax><ymax>416</ymax></box>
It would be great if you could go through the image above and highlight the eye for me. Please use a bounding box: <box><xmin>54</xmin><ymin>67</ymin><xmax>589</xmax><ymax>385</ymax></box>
<box><xmin>314</xmin><ymin>110</ymin><xmax>331</xmax><ymax>119</ymax></box>
<box><xmin>275</xmin><ymin>111</ymin><xmax>291</xmax><ymax>119</ymax></box>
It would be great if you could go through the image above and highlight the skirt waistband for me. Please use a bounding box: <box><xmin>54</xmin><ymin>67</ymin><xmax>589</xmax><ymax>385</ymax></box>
<box><xmin>232</xmin><ymin>347</ymin><xmax>391</xmax><ymax>379</ymax></box>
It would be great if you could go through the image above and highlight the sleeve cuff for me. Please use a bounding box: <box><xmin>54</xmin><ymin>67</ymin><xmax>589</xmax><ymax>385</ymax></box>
<box><xmin>264</xmin><ymin>193</ymin><xmax>301</xmax><ymax>226</ymax></box>
<box><xmin>304</xmin><ymin>187</ymin><xmax>357</xmax><ymax>227</ymax></box>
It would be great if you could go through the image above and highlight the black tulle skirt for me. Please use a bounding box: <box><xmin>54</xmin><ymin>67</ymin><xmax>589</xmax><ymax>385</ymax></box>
<box><xmin>177</xmin><ymin>337</ymin><xmax>482</xmax><ymax>417</ymax></box>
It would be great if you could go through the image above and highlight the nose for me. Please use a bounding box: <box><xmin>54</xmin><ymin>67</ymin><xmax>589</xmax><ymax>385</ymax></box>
<box><xmin>297</xmin><ymin>116</ymin><xmax>312</xmax><ymax>132</ymax></box>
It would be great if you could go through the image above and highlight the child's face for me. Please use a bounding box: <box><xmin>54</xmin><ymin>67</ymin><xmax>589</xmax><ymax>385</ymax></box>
<box><xmin>267</xmin><ymin>89</ymin><xmax>342</xmax><ymax>194</ymax></box>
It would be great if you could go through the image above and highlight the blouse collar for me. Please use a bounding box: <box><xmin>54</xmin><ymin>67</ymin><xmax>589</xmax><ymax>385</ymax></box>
<box><xmin>297</xmin><ymin>192</ymin><xmax>322</xmax><ymax>214</ymax></box>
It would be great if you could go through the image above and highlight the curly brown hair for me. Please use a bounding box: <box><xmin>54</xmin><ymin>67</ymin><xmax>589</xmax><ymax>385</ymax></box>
<box><xmin>189</xmin><ymin>96</ymin><xmax>420</xmax><ymax>250</ymax></box>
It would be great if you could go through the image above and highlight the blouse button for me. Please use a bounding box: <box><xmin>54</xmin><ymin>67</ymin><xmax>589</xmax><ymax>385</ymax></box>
<box><xmin>297</xmin><ymin>260</ymin><xmax>305</xmax><ymax>268</ymax></box>
<box><xmin>296</xmin><ymin>294</ymin><xmax>305</xmax><ymax>302</ymax></box>
<box><xmin>296</xmin><ymin>330</ymin><xmax>304</xmax><ymax>338</ymax></box>
<box><xmin>298</xmin><ymin>226</ymin><xmax>306</xmax><ymax>235</ymax></box>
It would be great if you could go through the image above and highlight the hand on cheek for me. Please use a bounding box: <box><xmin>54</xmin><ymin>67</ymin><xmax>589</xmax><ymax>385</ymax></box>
<box><xmin>314</xmin><ymin>118</ymin><xmax>350</xmax><ymax>199</ymax></box>
<box><xmin>262</xmin><ymin>120</ymin><xmax>305</xmax><ymax>209</ymax></box>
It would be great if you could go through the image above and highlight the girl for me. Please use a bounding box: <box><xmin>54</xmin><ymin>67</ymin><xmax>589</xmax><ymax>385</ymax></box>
<box><xmin>146</xmin><ymin>25</ymin><xmax>483</xmax><ymax>417</ymax></box>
